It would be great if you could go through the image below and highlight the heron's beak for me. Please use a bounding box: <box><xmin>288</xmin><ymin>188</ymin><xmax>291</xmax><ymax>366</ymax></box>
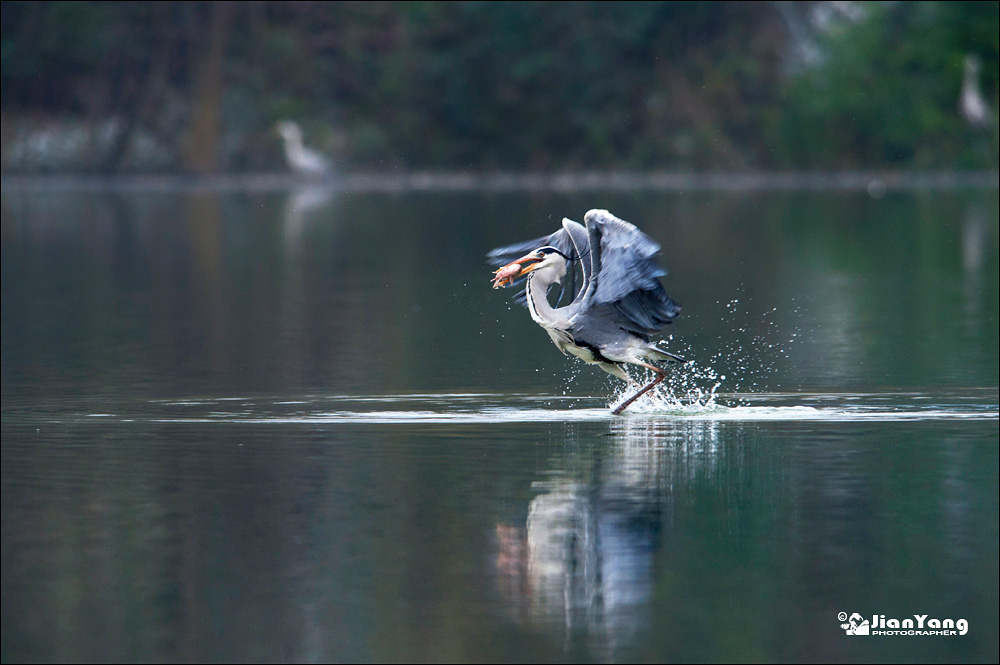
<box><xmin>491</xmin><ymin>251</ymin><xmax>543</xmax><ymax>288</ymax></box>
<box><xmin>516</xmin><ymin>252</ymin><xmax>545</xmax><ymax>273</ymax></box>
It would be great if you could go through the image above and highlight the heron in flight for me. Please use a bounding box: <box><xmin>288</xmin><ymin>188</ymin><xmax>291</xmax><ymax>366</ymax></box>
<box><xmin>489</xmin><ymin>209</ymin><xmax>684</xmax><ymax>415</ymax></box>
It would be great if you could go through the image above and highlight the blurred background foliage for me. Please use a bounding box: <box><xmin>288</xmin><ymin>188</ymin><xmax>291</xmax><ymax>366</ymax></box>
<box><xmin>1</xmin><ymin>0</ymin><xmax>997</xmax><ymax>173</ymax></box>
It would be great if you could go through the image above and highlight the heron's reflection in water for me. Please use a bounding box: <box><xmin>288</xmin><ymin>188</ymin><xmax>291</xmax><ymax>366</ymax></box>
<box><xmin>495</xmin><ymin>419</ymin><xmax>721</xmax><ymax>655</ymax></box>
<box><xmin>282</xmin><ymin>186</ymin><xmax>336</xmax><ymax>255</ymax></box>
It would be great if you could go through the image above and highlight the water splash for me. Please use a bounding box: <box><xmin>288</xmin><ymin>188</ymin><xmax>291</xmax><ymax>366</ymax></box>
<box><xmin>706</xmin><ymin>296</ymin><xmax>792</xmax><ymax>393</ymax></box>
<box><xmin>608</xmin><ymin>360</ymin><xmax>724</xmax><ymax>414</ymax></box>
<box><xmin>607</xmin><ymin>296</ymin><xmax>798</xmax><ymax>413</ymax></box>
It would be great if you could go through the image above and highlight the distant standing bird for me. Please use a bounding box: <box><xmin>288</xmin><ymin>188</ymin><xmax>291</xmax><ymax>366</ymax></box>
<box><xmin>960</xmin><ymin>54</ymin><xmax>993</xmax><ymax>130</ymax></box>
<box><xmin>276</xmin><ymin>120</ymin><xmax>332</xmax><ymax>176</ymax></box>
<box><xmin>489</xmin><ymin>209</ymin><xmax>684</xmax><ymax>415</ymax></box>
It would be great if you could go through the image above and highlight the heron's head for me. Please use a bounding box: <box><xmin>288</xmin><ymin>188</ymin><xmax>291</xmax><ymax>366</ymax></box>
<box><xmin>275</xmin><ymin>120</ymin><xmax>303</xmax><ymax>142</ymax></box>
<box><xmin>491</xmin><ymin>246</ymin><xmax>568</xmax><ymax>288</ymax></box>
<box><xmin>965</xmin><ymin>54</ymin><xmax>982</xmax><ymax>77</ymax></box>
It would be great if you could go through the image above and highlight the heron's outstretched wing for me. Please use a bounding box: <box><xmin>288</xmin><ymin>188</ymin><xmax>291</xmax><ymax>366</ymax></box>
<box><xmin>486</xmin><ymin>218</ymin><xmax>589</xmax><ymax>267</ymax></box>
<box><xmin>486</xmin><ymin>218</ymin><xmax>590</xmax><ymax>307</ymax></box>
<box><xmin>580</xmin><ymin>209</ymin><xmax>681</xmax><ymax>335</ymax></box>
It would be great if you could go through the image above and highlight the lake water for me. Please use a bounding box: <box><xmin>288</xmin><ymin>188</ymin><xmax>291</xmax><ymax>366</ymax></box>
<box><xmin>2</xmin><ymin>181</ymin><xmax>998</xmax><ymax>662</ymax></box>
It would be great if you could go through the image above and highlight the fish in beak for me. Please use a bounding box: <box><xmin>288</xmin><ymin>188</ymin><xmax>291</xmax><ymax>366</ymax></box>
<box><xmin>491</xmin><ymin>251</ymin><xmax>543</xmax><ymax>288</ymax></box>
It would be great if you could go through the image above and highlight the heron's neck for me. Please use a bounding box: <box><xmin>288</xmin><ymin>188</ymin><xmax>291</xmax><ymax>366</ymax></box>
<box><xmin>282</xmin><ymin>134</ymin><xmax>305</xmax><ymax>161</ymax></box>
<box><xmin>963</xmin><ymin>71</ymin><xmax>978</xmax><ymax>100</ymax></box>
<box><xmin>525</xmin><ymin>270</ymin><xmax>567</xmax><ymax>328</ymax></box>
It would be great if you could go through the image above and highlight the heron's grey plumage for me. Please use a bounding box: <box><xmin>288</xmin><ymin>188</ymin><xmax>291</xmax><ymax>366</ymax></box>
<box><xmin>581</xmin><ymin>209</ymin><xmax>681</xmax><ymax>335</ymax></box>
<box><xmin>489</xmin><ymin>209</ymin><xmax>684</xmax><ymax>414</ymax></box>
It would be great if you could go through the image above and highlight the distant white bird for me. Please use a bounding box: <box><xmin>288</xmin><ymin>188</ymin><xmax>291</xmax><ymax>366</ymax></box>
<box><xmin>276</xmin><ymin>120</ymin><xmax>332</xmax><ymax>176</ymax></box>
<box><xmin>960</xmin><ymin>54</ymin><xmax>993</xmax><ymax>130</ymax></box>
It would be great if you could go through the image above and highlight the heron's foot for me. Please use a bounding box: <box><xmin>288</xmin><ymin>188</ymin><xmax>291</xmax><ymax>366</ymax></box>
<box><xmin>612</xmin><ymin>362</ymin><xmax>668</xmax><ymax>415</ymax></box>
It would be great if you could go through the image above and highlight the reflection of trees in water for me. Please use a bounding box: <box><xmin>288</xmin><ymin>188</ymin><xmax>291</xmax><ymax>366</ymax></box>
<box><xmin>773</xmin><ymin>193</ymin><xmax>999</xmax><ymax>388</ymax></box>
<box><xmin>495</xmin><ymin>419</ymin><xmax>720</xmax><ymax>657</ymax></box>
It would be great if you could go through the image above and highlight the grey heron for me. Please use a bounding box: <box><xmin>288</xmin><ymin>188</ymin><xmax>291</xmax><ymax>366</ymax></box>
<box><xmin>489</xmin><ymin>209</ymin><xmax>684</xmax><ymax>415</ymax></box>
<box><xmin>276</xmin><ymin>120</ymin><xmax>332</xmax><ymax>176</ymax></box>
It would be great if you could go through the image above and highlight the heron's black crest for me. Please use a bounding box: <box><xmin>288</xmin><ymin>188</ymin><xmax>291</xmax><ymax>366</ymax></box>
<box><xmin>536</xmin><ymin>246</ymin><xmax>571</xmax><ymax>260</ymax></box>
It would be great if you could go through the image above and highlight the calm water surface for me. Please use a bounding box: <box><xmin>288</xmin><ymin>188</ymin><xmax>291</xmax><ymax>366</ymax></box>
<box><xmin>2</xmin><ymin>184</ymin><xmax>998</xmax><ymax>662</ymax></box>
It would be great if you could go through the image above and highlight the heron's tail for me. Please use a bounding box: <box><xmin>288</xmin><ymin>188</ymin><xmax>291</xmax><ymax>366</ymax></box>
<box><xmin>646</xmin><ymin>344</ymin><xmax>685</xmax><ymax>364</ymax></box>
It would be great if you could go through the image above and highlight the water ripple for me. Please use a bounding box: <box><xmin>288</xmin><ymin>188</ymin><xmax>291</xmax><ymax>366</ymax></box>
<box><xmin>85</xmin><ymin>390</ymin><xmax>1000</xmax><ymax>424</ymax></box>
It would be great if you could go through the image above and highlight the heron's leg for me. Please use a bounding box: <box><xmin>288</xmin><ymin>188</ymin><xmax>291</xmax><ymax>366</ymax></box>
<box><xmin>612</xmin><ymin>363</ymin><xmax>666</xmax><ymax>415</ymax></box>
